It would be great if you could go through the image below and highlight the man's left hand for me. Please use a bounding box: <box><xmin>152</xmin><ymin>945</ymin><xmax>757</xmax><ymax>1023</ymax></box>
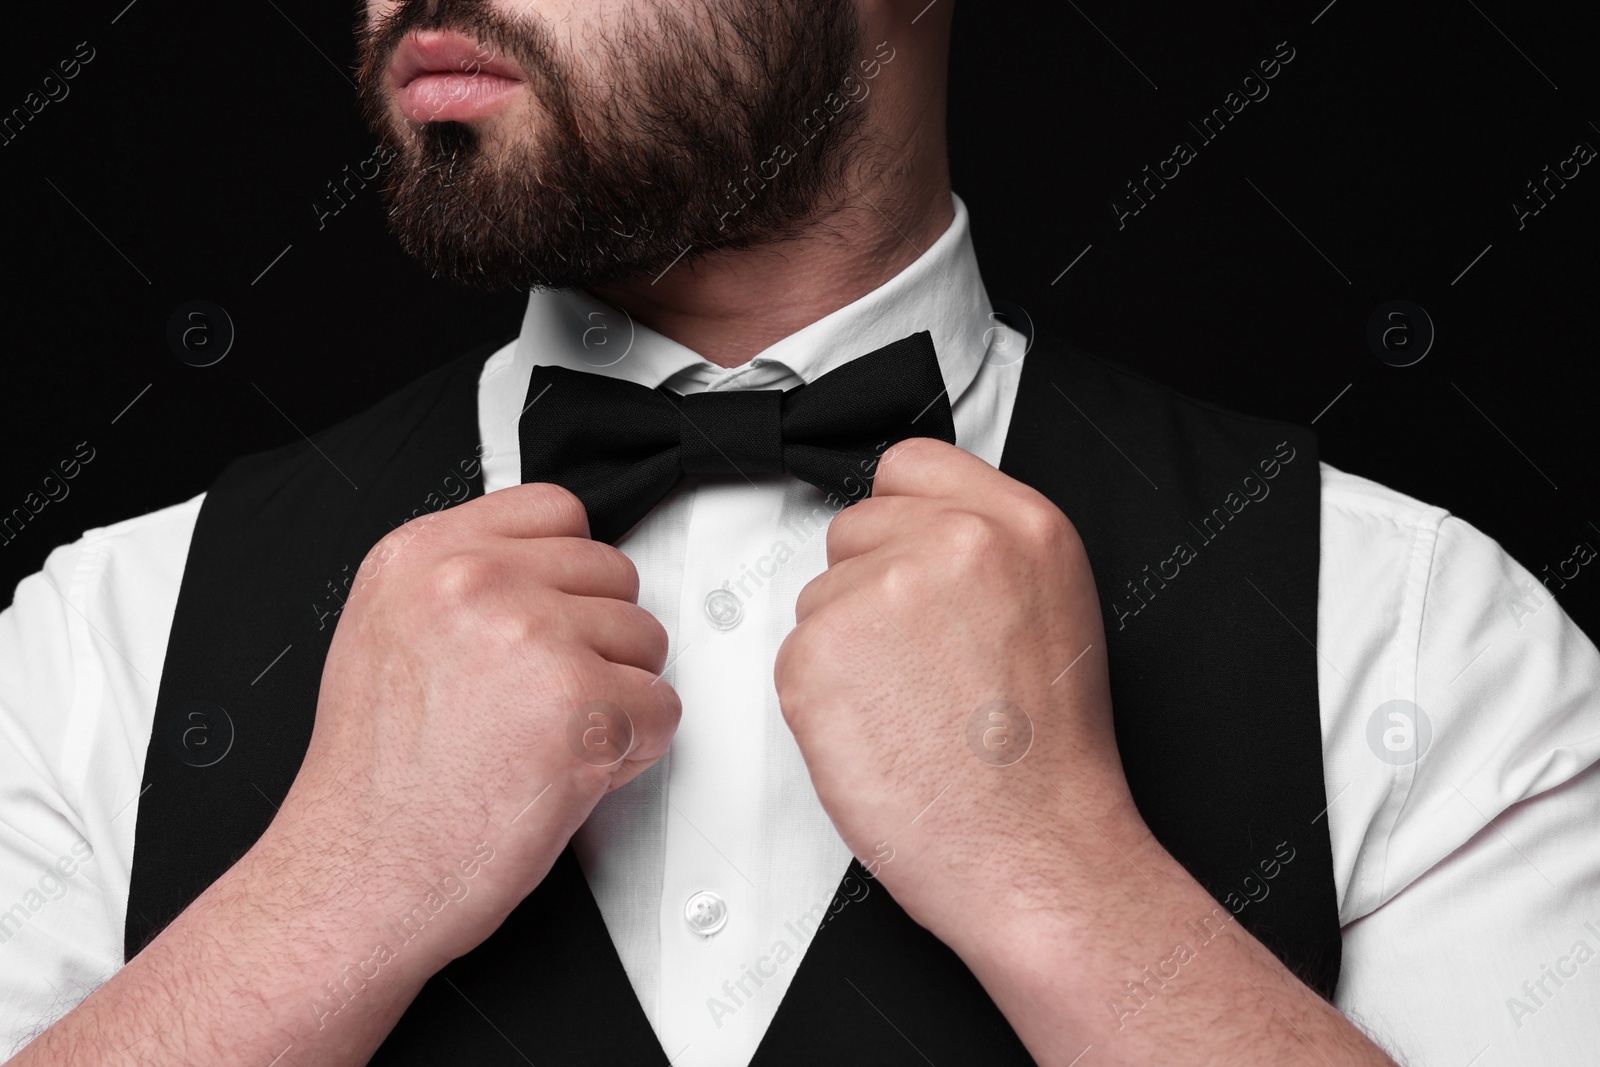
<box><xmin>775</xmin><ymin>436</ymin><xmax>1144</xmax><ymax>946</ymax></box>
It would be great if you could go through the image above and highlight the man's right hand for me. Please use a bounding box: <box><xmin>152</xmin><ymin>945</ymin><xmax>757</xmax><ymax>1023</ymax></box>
<box><xmin>276</xmin><ymin>481</ymin><xmax>681</xmax><ymax>968</ymax></box>
<box><xmin>10</xmin><ymin>483</ymin><xmax>680</xmax><ymax>1065</ymax></box>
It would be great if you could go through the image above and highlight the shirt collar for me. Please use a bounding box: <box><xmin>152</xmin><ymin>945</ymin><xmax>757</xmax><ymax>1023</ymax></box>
<box><xmin>507</xmin><ymin>192</ymin><xmax>997</xmax><ymax>405</ymax></box>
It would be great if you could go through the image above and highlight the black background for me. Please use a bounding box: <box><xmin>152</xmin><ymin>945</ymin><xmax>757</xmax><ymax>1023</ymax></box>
<box><xmin>2</xmin><ymin>0</ymin><xmax>1596</xmax><ymax>638</ymax></box>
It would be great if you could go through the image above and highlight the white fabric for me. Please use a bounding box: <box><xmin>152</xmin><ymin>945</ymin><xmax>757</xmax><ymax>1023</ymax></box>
<box><xmin>2</xmin><ymin>193</ymin><xmax>1598</xmax><ymax>1065</ymax></box>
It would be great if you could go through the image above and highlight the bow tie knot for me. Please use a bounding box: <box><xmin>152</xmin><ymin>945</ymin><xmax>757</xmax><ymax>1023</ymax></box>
<box><xmin>519</xmin><ymin>330</ymin><xmax>956</xmax><ymax>543</ymax></box>
<box><xmin>675</xmin><ymin>389</ymin><xmax>785</xmax><ymax>477</ymax></box>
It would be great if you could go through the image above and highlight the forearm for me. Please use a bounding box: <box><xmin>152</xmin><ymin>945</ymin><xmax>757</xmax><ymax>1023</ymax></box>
<box><xmin>11</xmin><ymin>826</ymin><xmax>438</xmax><ymax>1067</ymax></box>
<box><xmin>943</xmin><ymin>810</ymin><xmax>1399</xmax><ymax>1066</ymax></box>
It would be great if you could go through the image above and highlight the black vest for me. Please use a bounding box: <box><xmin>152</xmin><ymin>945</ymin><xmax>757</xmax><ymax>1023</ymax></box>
<box><xmin>126</xmin><ymin>329</ymin><xmax>1340</xmax><ymax>1065</ymax></box>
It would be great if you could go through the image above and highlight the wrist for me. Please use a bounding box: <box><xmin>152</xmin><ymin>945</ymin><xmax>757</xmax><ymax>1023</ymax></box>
<box><xmin>68</xmin><ymin>828</ymin><xmax>443</xmax><ymax>1067</ymax></box>
<box><xmin>217</xmin><ymin>825</ymin><xmax>449</xmax><ymax>989</ymax></box>
<box><xmin>916</xmin><ymin>782</ymin><xmax>1161</xmax><ymax>959</ymax></box>
<box><xmin>266</xmin><ymin>764</ymin><xmax>520</xmax><ymax>969</ymax></box>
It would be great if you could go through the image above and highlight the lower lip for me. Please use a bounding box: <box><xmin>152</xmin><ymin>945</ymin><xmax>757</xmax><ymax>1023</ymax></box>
<box><xmin>398</xmin><ymin>72</ymin><xmax>523</xmax><ymax>122</ymax></box>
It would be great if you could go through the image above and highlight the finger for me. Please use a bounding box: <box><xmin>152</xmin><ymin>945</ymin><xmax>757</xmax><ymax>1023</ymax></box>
<box><xmin>598</xmin><ymin>662</ymin><xmax>682</xmax><ymax>767</ymax></box>
<box><xmin>459</xmin><ymin>481</ymin><xmax>592</xmax><ymax>539</ymax></box>
<box><xmin>794</xmin><ymin>553</ymin><xmax>879</xmax><ymax>624</ymax></box>
<box><xmin>510</xmin><ymin>537</ymin><xmax>640</xmax><ymax>601</ymax></box>
<box><xmin>556</xmin><ymin>659</ymin><xmax>681</xmax><ymax>786</ymax></box>
<box><xmin>565</xmin><ymin>596</ymin><xmax>670</xmax><ymax>674</ymax></box>
<box><xmin>871</xmin><ymin>436</ymin><xmax>1003</xmax><ymax>500</ymax></box>
<box><xmin>825</xmin><ymin>495</ymin><xmax>942</xmax><ymax>566</ymax></box>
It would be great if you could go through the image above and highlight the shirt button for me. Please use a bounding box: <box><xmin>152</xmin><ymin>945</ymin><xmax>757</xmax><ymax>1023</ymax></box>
<box><xmin>684</xmin><ymin>890</ymin><xmax>729</xmax><ymax>937</ymax></box>
<box><xmin>703</xmin><ymin>587</ymin><xmax>743</xmax><ymax>631</ymax></box>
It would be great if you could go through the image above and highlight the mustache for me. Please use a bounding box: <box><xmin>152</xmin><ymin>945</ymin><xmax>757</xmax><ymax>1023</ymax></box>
<box><xmin>356</xmin><ymin>0</ymin><xmax>558</xmax><ymax>94</ymax></box>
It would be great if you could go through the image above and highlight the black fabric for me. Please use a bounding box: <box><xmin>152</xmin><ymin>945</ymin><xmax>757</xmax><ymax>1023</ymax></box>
<box><xmin>678</xmin><ymin>389</ymin><xmax>785</xmax><ymax>476</ymax></box>
<box><xmin>519</xmin><ymin>330</ymin><xmax>955</xmax><ymax>543</ymax></box>
<box><xmin>127</xmin><ymin>327</ymin><xmax>1338</xmax><ymax>1066</ymax></box>
<box><xmin>994</xmin><ymin>345</ymin><xmax>1340</xmax><ymax>997</ymax></box>
<box><xmin>123</xmin><ymin>331</ymin><xmax>513</xmax><ymax>963</ymax></box>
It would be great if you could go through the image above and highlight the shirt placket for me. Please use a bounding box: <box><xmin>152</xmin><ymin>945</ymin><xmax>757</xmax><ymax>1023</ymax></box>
<box><xmin>654</xmin><ymin>470</ymin><xmax>787</xmax><ymax>1062</ymax></box>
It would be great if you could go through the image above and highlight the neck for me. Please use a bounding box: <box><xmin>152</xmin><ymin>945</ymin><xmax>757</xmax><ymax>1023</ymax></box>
<box><xmin>591</xmin><ymin>174</ymin><xmax>952</xmax><ymax>371</ymax></box>
<box><xmin>590</xmin><ymin>10</ymin><xmax>954</xmax><ymax>370</ymax></box>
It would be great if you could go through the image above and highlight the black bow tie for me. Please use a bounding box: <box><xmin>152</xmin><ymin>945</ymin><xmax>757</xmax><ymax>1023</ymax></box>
<box><xmin>518</xmin><ymin>330</ymin><xmax>956</xmax><ymax>543</ymax></box>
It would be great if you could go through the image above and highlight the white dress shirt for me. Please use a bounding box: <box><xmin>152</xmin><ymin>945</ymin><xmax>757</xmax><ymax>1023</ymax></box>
<box><xmin>2</xmin><ymin>193</ymin><xmax>1598</xmax><ymax>1066</ymax></box>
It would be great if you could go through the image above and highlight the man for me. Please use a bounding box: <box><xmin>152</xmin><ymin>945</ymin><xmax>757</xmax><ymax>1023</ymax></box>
<box><xmin>1</xmin><ymin>0</ymin><xmax>1596</xmax><ymax>1064</ymax></box>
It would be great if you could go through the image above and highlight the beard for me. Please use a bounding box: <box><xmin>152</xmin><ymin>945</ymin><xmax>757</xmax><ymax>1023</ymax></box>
<box><xmin>354</xmin><ymin>0</ymin><xmax>868</xmax><ymax>292</ymax></box>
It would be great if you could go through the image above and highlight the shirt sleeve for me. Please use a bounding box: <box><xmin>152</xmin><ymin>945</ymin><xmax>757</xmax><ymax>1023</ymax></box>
<box><xmin>0</xmin><ymin>495</ymin><xmax>200</xmax><ymax>1056</ymax></box>
<box><xmin>1321</xmin><ymin>487</ymin><xmax>1600</xmax><ymax>1064</ymax></box>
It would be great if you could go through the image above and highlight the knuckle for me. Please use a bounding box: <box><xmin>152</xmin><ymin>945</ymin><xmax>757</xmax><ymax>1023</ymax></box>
<box><xmin>773</xmin><ymin>626</ymin><xmax>804</xmax><ymax>683</ymax></box>
<box><xmin>792</xmin><ymin>590</ymin><xmax>813</xmax><ymax>625</ymax></box>
<box><xmin>627</xmin><ymin>604</ymin><xmax>671</xmax><ymax>669</ymax></box>
<box><xmin>877</xmin><ymin>558</ymin><xmax>921</xmax><ymax>603</ymax></box>
<box><xmin>943</xmin><ymin>510</ymin><xmax>1001</xmax><ymax>562</ymax></box>
<box><xmin>794</xmin><ymin>573</ymin><xmax>826</xmax><ymax>621</ymax></box>
<box><xmin>564</xmin><ymin>538</ymin><xmax>639</xmax><ymax>601</ymax></box>
<box><xmin>598</xmin><ymin>544</ymin><xmax>642</xmax><ymax>602</ymax></box>
<box><xmin>824</xmin><ymin>509</ymin><xmax>850</xmax><ymax>555</ymax></box>
<box><xmin>774</xmin><ymin>630</ymin><xmax>825</xmax><ymax>730</ymax></box>
<box><xmin>649</xmin><ymin>677</ymin><xmax>683</xmax><ymax>729</ymax></box>
<box><xmin>1017</xmin><ymin>497</ymin><xmax>1072</xmax><ymax>548</ymax></box>
<box><xmin>423</xmin><ymin>552</ymin><xmax>498</xmax><ymax>607</ymax></box>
